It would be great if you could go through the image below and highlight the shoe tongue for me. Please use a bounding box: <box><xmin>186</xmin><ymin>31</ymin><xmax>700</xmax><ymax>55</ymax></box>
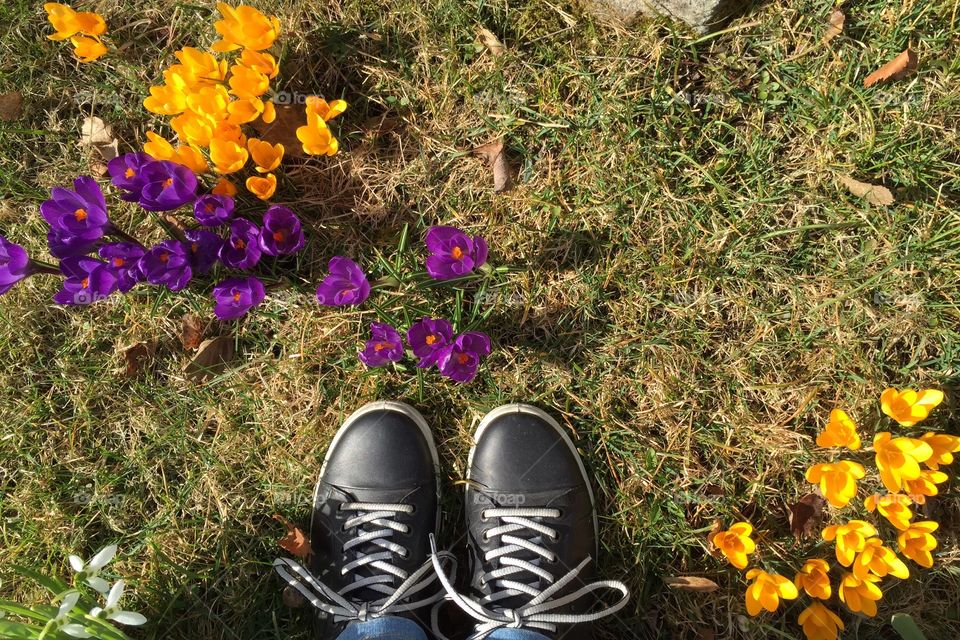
<box><xmin>336</xmin><ymin>486</ymin><xmax>419</xmax><ymax>602</ymax></box>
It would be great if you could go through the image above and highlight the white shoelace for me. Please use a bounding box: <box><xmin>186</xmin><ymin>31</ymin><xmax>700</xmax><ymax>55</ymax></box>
<box><xmin>430</xmin><ymin>507</ymin><xmax>630</xmax><ymax>639</ymax></box>
<box><xmin>274</xmin><ymin>502</ymin><xmax>453</xmax><ymax>623</ymax></box>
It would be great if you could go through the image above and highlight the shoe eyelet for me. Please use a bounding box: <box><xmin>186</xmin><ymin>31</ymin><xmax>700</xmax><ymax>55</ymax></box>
<box><xmin>481</xmin><ymin>510</ymin><xmax>490</xmax><ymax>521</ymax></box>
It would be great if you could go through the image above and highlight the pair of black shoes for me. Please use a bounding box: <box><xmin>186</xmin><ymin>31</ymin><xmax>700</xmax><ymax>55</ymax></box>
<box><xmin>274</xmin><ymin>402</ymin><xmax>629</xmax><ymax>639</ymax></box>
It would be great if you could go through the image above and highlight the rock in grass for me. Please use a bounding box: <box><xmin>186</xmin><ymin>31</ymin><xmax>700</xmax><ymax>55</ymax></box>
<box><xmin>589</xmin><ymin>0</ymin><xmax>751</xmax><ymax>33</ymax></box>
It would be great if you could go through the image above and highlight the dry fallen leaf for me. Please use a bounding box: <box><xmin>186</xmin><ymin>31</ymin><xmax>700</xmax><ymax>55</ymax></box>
<box><xmin>184</xmin><ymin>335</ymin><xmax>235</xmax><ymax>383</ymax></box>
<box><xmin>472</xmin><ymin>138</ymin><xmax>513</xmax><ymax>193</ymax></box>
<box><xmin>123</xmin><ymin>342</ymin><xmax>156</xmax><ymax>377</ymax></box>
<box><xmin>664</xmin><ymin>576</ymin><xmax>720</xmax><ymax>593</ymax></box>
<box><xmin>282</xmin><ymin>585</ymin><xmax>307</xmax><ymax>608</ymax></box>
<box><xmin>252</xmin><ymin>105</ymin><xmax>306</xmax><ymax>158</ymax></box>
<box><xmin>274</xmin><ymin>514</ymin><xmax>313</xmax><ymax>559</ymax></box>
<box><xmin>823</xmin><ymin>9</ymin><xmax>845</xmax><ymax>43</ymax></box>
<box><xmin>0</xmin><ymin>92</ymin><xmax>23</xmax><ymax>121</ymax></box>
<box><xmin>705</xmin><ymin>519</ymin><xmax>723</xmax><ymax>556</ymax></box>
<box><xmin>80</xmin><ymin>115</ymin><xmax>120</xmax><ymax>164</ymax></box>
<box><xmin>838</xmin><ymin>174</ymin><xmax>895</xmax><ymax>206</ymax></box>
<box><xmin>80</xmin><ymin>116</ymin><xmax>114</xmax><ymax>146</ymax></box>
<box><xmin>181</xmin><ymin>314</ymin><xmax>205</xmax><ymax>350</ymax></box>
<box><xmin>789</xmin><ymin>492</ymin><xmax>827</xmax><ymax>539</ymax></box>
<box><xmin>478</xmin><ymin>27</ymin><xmax>505</xmax><ymax>57</ymax></box>
<box><xmin>864</xmin><ymin>48</ymin><xmax>918</xmax><ymax>87</ymax></box>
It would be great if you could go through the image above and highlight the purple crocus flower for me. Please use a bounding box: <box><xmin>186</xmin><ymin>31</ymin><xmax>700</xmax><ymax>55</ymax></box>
<box><xmin>406</xmin><ymin>317</ymin><xmax>455</xmax><ymax>368</ymax></box>
<box><xmin>108</xmin><ymin>152</ymin><xmax>154</xmax><ymax>203</ymax></box>
<box><xmin>424</xmin><ymin>226</ymin><xmax>488</xmax><ymax>280</ymax></box>
<box><xmin>212</xmin><ymin>276</ymin><xmax>266</xmax><ymax>320</ymax></box>
<box><xmin>315</xmin><ymin>257</ymin><xmax>370</xmax><ymax>307</ymax></box>
<box><xmin>194</xmin><ymin>194</ymin><xmax>235</xmax><ymax>227</ymax></box>
<box><xmin>358</xmin><ymin>322</ymin><xmax>404</xmax><ymax>368</ymax></box>
<box><xmin>40</xmin><ymin>176</ymin><xmax>111</xmax><ymax>243</ymax></box>
<box><xmin>184</xmin><ymin>229</ymin><xmax>223</xmax><ymax>275</ymax></box>
<box><xmin>139</xmin><ymin>240</ymin><xmax>193</xmax><ymax>291</ymax></box>
<box><xmin>219</xmin><ymin>219</ymin><xmax>262</xmax><ymax>269</ymax></box>
<box><xmin>98</xmin><ymin>242</ymin><xmax>145</xmax><ymax>293</ymax></box>
<box><xmin>54</xmin><ymin>256</ymin><xmax>118</xmax><ymax>305</ymax></box>
<box><xmin>137</xmin><ymin>160</ymin><xmax>198</xmax><ymax>211</ymax></box>
<box><xmin>437</xmin><ymin>331</ymin><xmax>491</xmax><ymax>383</ymax></box>
<box><xmin>0</xmin><ymin>236</ymin><xmax>31</xmax><ymax>295</ymax></box>
<box><xmin>47</xmin><ymin>229</ymin><xmax>98</xmax><ymax>259</ymax></box>
<box><xmin>259</xmin><ymin>205</ymin><xmax>305</xmax><ymax>256</ymax></box>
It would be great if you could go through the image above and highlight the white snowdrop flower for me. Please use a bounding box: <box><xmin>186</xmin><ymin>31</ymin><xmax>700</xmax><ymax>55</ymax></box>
<box><xmin>90</xmin><ymin>580</ymin><xmax>147</xmax><ymax>627</ymax></box>
<box><xmin>68</xmin><ymin>544</ymin><xmax>117</xmax><ymax>594</ymax></box>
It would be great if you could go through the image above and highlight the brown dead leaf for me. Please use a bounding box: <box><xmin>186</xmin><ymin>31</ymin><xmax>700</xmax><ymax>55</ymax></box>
<box><xmin>123</xmin><ymin>342</ymin><xmax>156</xmax><ymax>377</ymax></box>
<box><xmin>789</xmin><ymin>492</ymin><xmax>827</xmax><ymax>539</ymax></box>
<box><xmin>838</xmin><ymin>174</ymin><xmax>895</xmax><ymax>206</ymax></box>
<box><xmin>80</xmin><ymin>115</ymin><xmax>119</xmax><ymax>164</ymax></box>
<box><xmin>184</xmin><ymin>335</ymin><xmax>235</xmax><ymax>383</ymax></box>
<box><xmin>252</xmin><ymin>105</ymin><xmax>306</xmax><ymax>158</ymax></box>
<box><xmin>80</xmin><ymin>116</ymin><xmax>114</xmax><ymax>146</ymax></box>
<box><xmin>864</xmin><ymin>48</ymin><xmax>918</xmax><ymax>87</ymax></box>
<box><xmin>664</xmin><ymin>576</ymin><xmax>720</xmax><ymax>593</ymax></box>
<box><xmin>705</xmin><ymin>519</ymin><xmax>723</xmax><ymax>556</ymax></box>
<box><xmin>181</xmin><ymin>314</ymin><xmax>205</xmax><ymax>350</ymax></box>
<box><xmin>0</xmin><ymin>92</ymin><xmax>23</xmax><ymax>121</ymax></box>
<box><xmin>472</xmin><ymin>138</ymin><xmax>513</xmax><ymax>193</ymax></box>
<box><xmin>478</xmin><ymin>27</ymin><xmax>505</xmax><ymax>57</ymax></box>
<box><xmin>282</xmin><ymin>585</ymin><xmax>307</xmax><ymax>608</ymax></box>
<box><xmin>274</xmin><ymin>515</ymin><xmax>313</xmax><ymax>559</ymax></box>
<box><xmin>823</xmin><ymin>9</ymin><xmax>845</xmax><ymax>43</ymax></box>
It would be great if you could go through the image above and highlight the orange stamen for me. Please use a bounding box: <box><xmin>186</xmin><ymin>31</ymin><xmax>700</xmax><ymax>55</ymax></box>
<box><xmin>233</xmin><ymin>292</ymin><xmax>242</xmax><ymax>302</ymax></box>
<box><xmin>456</xmin><ymin>353</ymin><xmax>470</xmax><ymax>365</ymax></box>
<box><xmin>272</xmin><ymin>230</ymin><xmax>285</xmax><ymax>242</ymax></box>
<box><xmin>159</xmin><ymin>251</ymin><xmax>170</xmax><ymax>264</ymax></box>
<box><xmin>81</xmin><ymin>277</ymin><xmax>89</xmax><ymax>289</ymax></box>
<box><xmin>124</xmin><ymin>168</ymin><xmax>136</xmax><ymax>178</ymax></box>
<box><xmin>451</xmin><ymin>246</ymin><xmax>464</xmax><ymax>260</ymax></box>
<box><xmin>425</xmin><ymin>334</ymin><xmax>437</xmax><ymax>346</ymax></box>
<box><xmin>162</xmin><ymin>178</ymin><xmax>174</xmax><ymax>188</ymax></box>
<box><xmin>112</xmin><ymin>258</ymin><xmax>125</xmax><ymax>267</ymax></box>
<box><xmin>74</xmin><ymin>208</ymin><xmax>88</xmax><ymax>222</ymax></box>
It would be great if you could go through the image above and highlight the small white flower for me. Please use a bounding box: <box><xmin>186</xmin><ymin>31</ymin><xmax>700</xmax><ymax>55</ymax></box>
<box><xmin>60</xmin><ymin>623</ymin><xmax>93</xmax><ymax>638</ymax></box>
<box><xmin>68</xmin><ymin>544</ymin><xmax>117</xmax><ymax>594</ymax></box>
<box><xmin>91</xmin><ymin>581</ymin><xmax>147</xmax><ymax>627</ymax></box>
<box><xmin>53</xmin><ymin>591</ymin><xmax>81</xmax><ymax>622</ymax></box>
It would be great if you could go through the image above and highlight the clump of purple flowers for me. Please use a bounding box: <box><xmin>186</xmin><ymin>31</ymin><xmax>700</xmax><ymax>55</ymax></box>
<box><xmin>354</xmin><ymin>316</ymin><xmax>490</xmax><ymax>384</ymax></box>
<box><xmin>1</xmin><ymin>152</ymin><xmax>310</xmax><ymax>320</ymax></box>
<box><xmin>5</xmin><ymin>170</ymin><xmax>499</xmax><ymax>383</ymax></box>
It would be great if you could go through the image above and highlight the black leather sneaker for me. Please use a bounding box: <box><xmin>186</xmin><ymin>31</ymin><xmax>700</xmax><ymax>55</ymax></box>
<box><xmin>431</xmin><ymin>403</ymin><xmax>629</xmax><ymax>640</ymax></box>
<box><xmin>274</xmin><ymin>401</ymin><xmax>451</xmax><ymax>636</ymax></box>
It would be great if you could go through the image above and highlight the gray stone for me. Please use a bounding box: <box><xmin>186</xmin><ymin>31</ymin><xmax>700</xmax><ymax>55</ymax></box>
<box><xmin>591</xmin><ymin>0</ymin><xmax>752</xmax><ymax>33</ymax></box>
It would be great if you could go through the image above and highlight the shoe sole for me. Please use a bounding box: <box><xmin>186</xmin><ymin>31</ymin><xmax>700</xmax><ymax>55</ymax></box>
<box><xmin>312</xmin><ymin>401</ymin><xmax>442</xmax><ymax>541</ymax></box>
<box><xmin>466</xmin><ymin>403</ymin><xmax>599</xmax><ymax>556</ymax></box>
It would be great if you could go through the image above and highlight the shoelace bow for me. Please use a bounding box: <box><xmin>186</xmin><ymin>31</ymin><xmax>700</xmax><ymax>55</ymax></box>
<box><xmin>430</xmin><ymin>507</ymin><xmax>630</xmax><ymax>640</ymax></box>
<box><xmin>274</xmin><ymin>501</ymin><xmax>453</xmax><ymax>623</ymax></box>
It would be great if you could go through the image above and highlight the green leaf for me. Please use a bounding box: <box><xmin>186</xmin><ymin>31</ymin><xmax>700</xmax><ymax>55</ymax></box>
<box><xmin>8</xmin><ymin>567</ymin><xmax>68</xmax><ymax>597</ymax></box>
<box><xmin>891</xmin><ymin>613</ymin><xmax>928</xmax><ymax>640</ymax></box>
<box><xmin>0</xmin><ymin>619</ymin><xmax>44</xmax><ymax>638</ymax></box>
<box><xmin>0</xmin><ymin>600</ymin><xmax>48</xmax><ymax>623</ymax></box>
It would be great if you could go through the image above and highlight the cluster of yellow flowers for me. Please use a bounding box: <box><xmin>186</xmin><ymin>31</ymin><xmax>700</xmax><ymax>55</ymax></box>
<box><xmin>710</xmin><ymin>388</ymin><xmax>953</xmax><ymax>640</ymax></box>
<box><xmin>142</xmin><ymin>3</ymin><xmax>346</xmax><ymax>200</ymax></box>
<box><xmin>44</xmin><ymin>3</ymin><xmax>108</xmax><ymax>62</ymax></box>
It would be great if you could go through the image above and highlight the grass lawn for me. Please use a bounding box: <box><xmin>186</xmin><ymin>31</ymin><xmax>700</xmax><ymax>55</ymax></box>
<box><xmin>1</xmin><ymin>0</ymin><xmax>959</xmax><ymax>637</ymax></box>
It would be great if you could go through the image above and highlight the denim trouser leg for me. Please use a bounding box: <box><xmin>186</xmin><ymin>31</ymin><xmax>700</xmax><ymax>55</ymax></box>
<box><xmin>486</xmin><ymin>629</ymin><xmax>552</xmax><ymax>640</ymax></box>
<box><xmin>334</xmin><ymin>616</ymin><xmax>428</xmax><ymax>640</ymax></box>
